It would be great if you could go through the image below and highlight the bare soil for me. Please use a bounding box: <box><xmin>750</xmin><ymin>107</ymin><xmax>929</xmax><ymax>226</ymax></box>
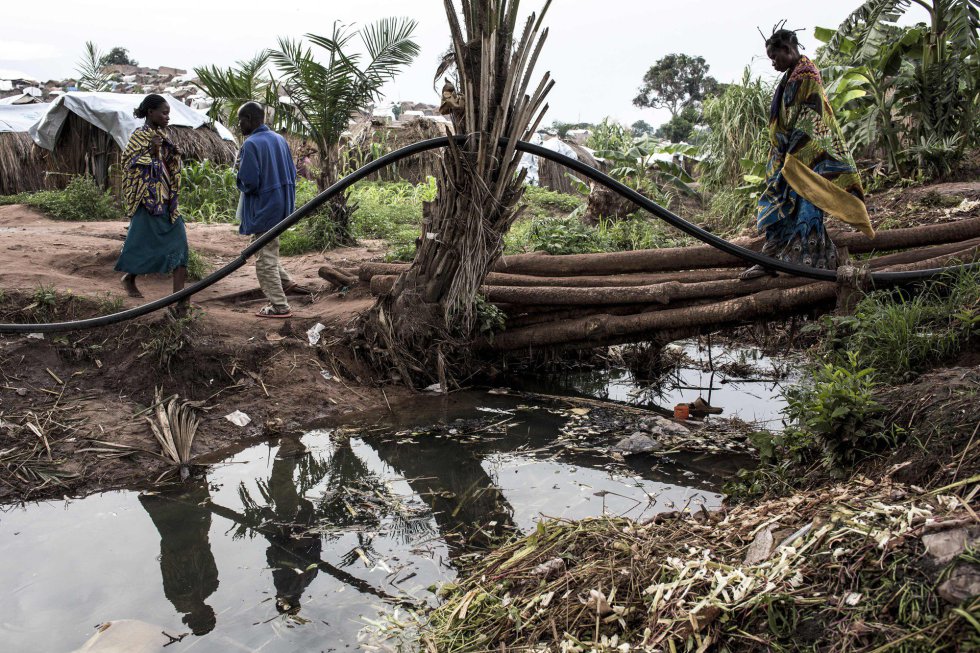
<box><xmin>0</xmin><ymin>205</ymin><xmax>412</xmax><ymax>502</ymax></box>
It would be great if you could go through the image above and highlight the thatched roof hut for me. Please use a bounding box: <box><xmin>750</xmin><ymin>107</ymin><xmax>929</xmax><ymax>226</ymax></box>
<box><xmin>30</xmin><ymin>92</ymin><xmax>237</xmax><ymax>191</ymax></box>
<box><xmin>0</xmin><ymin>103</ymin><xmax>49</xmax><ymax>195</ymax></box>
<box><xmin>345</xmin><ymin>116</ymin><xmax>452</xmax><ymax>184</ymax></box>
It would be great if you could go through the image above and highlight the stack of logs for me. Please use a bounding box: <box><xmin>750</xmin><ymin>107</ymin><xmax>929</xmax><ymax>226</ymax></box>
<box><xmin>326</xmin><ymin>217</ymin><xmax>980</xmax><ymax>351</ymax></box>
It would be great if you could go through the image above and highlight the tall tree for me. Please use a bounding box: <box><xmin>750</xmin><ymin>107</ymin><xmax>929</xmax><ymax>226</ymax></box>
<box><xmin>102</xmin><ymin>47</ymin><xmax>138</xmax><ymax>67</ymax></box>
<box><xmin>271</xmin><ymin>18</ymin><xmax>420</xmax><ymax>244</ymax></box>
<box><xmin>633</xmin><ymin>53</ymin><xmax>720</xmax><ymax>117</ymax></box>
<box><xmin>357</xmin><ymin>0</ymin><xmax>554</xmax><ymax>388</ymax></box>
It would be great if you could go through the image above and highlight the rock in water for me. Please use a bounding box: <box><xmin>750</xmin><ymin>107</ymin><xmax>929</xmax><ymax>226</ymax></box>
<box><xmin>612</xmin><ymin>432</ymin><xmax>663</xmax><ymax>455</ymax></box>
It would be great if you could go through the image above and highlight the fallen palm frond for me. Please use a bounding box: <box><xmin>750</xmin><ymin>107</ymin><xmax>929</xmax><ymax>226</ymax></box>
<box><xmin>145</xmin><ymin>388</ymin><xmax>200</xmax><ymax>465</ymax></box>
<box><xmin>374</xmin><ymin>476</ymin><xmax>979</xmax><ymax>652</ymax></box>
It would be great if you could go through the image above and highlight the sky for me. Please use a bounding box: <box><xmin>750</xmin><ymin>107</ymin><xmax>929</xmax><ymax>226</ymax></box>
<box><xmin>0</xmin><ymin>0</ymin><xmax>920</xmax><ymax>129</ymax></box>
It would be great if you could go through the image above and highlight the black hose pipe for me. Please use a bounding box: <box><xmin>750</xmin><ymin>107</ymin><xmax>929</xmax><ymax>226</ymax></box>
<box><xmin>0</xmin><ymin>135</ymin><xmax>975</xmax><ymax>334</ymax></box>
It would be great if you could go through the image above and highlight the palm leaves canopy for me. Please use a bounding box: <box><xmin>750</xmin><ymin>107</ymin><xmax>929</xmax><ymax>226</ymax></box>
<box><xmin>271</xmin><ymin>18</ymin><xmax>420</xmax><ymax>154</ymax></box>
<box><xmin>194</xmin><ymin>51</ymin><xmax>274</xmax><ymax>128</ymax></box>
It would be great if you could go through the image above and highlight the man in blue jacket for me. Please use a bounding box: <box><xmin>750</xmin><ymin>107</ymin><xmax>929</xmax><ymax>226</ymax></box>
<box><xmin>236</xmin><ymin>102</ymin><xmax>298</xmax><ymax>318</ymax></box>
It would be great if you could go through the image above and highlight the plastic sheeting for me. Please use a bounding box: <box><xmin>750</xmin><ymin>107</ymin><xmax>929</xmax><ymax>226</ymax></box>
<box><xmin>29</xmin><ymin>92</ymin><xmax>236</xmax><ymax>151</ymax></box>
<box><xmin>518</xmin><ymin>133</ymin><xmax>581</xmax><ymax>186</ymax></box>
<box><xmin>0</xmin><ymin>103</ymin><xmax>49</xmax><ymax>133</ymax></box>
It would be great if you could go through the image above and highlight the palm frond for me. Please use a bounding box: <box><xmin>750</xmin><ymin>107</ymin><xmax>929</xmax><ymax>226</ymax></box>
<box><xmin>144</xmin><ymin>387</ymin><xmax>200</xmax><ymax>466</ymax></box>
<box><xmin>76</xmin><ymin>41</ymin><xmax>111</xmax><ymax>92</ymax></box>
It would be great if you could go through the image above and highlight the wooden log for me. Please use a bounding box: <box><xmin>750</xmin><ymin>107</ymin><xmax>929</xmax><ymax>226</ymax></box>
<box><xmin>481</xmin><ymin>248</ymin><xmax>980</xmax><ymax>351</ymax></box>
<box><xmin>318</xmin><ymin>265</ymin><xmax>357</xmax><ymax>288</ymax></box>
<box><xmin>494</xmin><ymin>217</ymin><xmax>980</xmax><ymax>276</ymax></box>
<box><xmin>359</xmin><ymin>217</ymin><xmax>980</xmax><ymax>280</ymax></box>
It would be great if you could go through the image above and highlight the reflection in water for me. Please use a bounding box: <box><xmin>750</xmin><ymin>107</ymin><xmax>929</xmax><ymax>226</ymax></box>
<box><xmin>1</xmin><ymin>392</ymin><xmax>739</xmax><ymax>653</ymax></box>
<box><xmin>139</xmin><ymin>480</ymin><xmax>219</xmax><ymax>636</ymax></box>
<box><xmin>371</xmin><ymin>432</ymin><xmax>517</xmax><ymax>553</ymax></box>
<box><xmin>261</xmin><ymin>437</ymin><xmax>322</xmax><ymax>615</ymax></box>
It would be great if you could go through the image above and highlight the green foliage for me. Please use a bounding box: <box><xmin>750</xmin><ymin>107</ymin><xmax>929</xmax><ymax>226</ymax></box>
<box><xmin>75</xmin><ymin>41</ymin><xmax>112</xmax><ymax>92</ymax></box>
<box><xmin>630</xmin><ymin>120</ymin><xmax>654</xmax><ymax>138</ymax></box>
<box><xmin>474</xmin><ymin>295</ymin><xmax>506</xmax><ymax>335</ymax></box>
<box><xmin>654</xmin><ymin>105</ymin><xmax>700</xmax><ymax>143</ymax></box>
<box><xmin>586</xmin><ymin>118</ymin><xmax>632</xmax><ymax>152</ymax></box>
<box><xmin>504</xmin><ymin>215</ymin><xmax>687</xmax><ymax>255</ymax></box>
<box><xmin>520</xmin><ymin>185</ymin><xmax>584</xmax><ymax>219</ymax></box>
<box><xmin>194</xmin><ymin>52</ymin><xmax>274</xmax><ymax>129</ymax></box>
<box><xmin>699</xmin><ymin>69</ymin><xmax>772</xmax><ymax>225</ymax></box>
<box><xmin>102</xmin><ymin>47</ymin><xmax>138</xmax><ymax>67</ymax></box>
<box><xmin>186</xmin><ymin>249</ymin><xmax>211</xmax><ymax>282</ymax></box>
<box><xmin>180</xmin><ymin>160</ymin><xmax>240</xmax><ymax>223</ymax></box>
<box><xmin>0</xmin><ymin>176</ymin><xmax>123</xmax><ymax>221</ymax></box>
<box><xmin>785</xmin><ymin>352</ymin><xmax>891</xmax><ymax>471</ymax></box>
<box><xmin>819</xmin><ymin>1</ymin><xmax>980</xmax><ymax>178</ymax></box>
<box><xmin>550</xmin><ymin>120</ymin><xmax>591</xmax><ymax>139</ymax></box>
<box><xmin>596</xmin><ymin>135</ymin><xmax>701</xmax><ymax>203</ymax></box>
<box><xmin>820</xmin><ymin>269</ymin><xmax>980</xmax><ymax>383</ymax></box>
<box><xmin>633</xmin><ymin>53</ymin><xmax>721</xmax><ymax>117</ymax></box>
<box><xmin>271</xmin><ymin>19</ymin><xmax>421</xmax><ymax>168</ymax></box>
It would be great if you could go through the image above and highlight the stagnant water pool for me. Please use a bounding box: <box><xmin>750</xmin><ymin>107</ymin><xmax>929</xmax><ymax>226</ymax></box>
<box><xmin>0</xmin><ymin>342</ymin><xmax>786</xmax><ymax>652</ymax></box>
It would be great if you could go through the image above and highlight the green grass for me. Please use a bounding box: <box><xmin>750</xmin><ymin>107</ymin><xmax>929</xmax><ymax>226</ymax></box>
<box><xmin>504</xmin><ymin>214</ymin><xmax>690</xmax><ymax>255</ymax></box>
<box><xmin>186</xmin><ymin>249</ymin><xmax>211</xmax><ymax>282</ymax></box>
<box><xmin>0</xmin><ymin>176</ymin><xmax>123</xmax><ymax>221</ymax></box>
<box><xmin>820</xmin><ymin>268</ymin><xmax>980</xmax><ymax>384</ymax></box>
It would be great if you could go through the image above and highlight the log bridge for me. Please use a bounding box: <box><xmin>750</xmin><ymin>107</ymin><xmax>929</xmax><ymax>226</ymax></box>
<box><xmin>340</xmin><ymin>215</ymin><xmax>980</xmax><ymax>352</ymax></box>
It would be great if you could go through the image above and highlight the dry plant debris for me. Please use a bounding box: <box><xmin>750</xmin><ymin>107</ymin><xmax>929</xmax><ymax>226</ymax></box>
<box><xmin>369</xmin><ymin>476</ymin><xmax>979</xmax><ymax>652</ymax></box>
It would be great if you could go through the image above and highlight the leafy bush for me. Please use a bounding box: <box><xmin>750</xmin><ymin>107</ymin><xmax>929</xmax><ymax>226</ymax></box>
<box><xmin>186</xmin><ymin>249</ymin><xmax>211</xmax><ymax>281</ymax></box>
<box><xmin>0</xmin><ymin>176</ymin><xmax>123</xmax><ymax>221</ymax></box>
<box><xmin>504</xmin><ymin>215</ymin><xmax>688</xmax><ymax>255</ymax></box>
<box><xmin>821</xmin><ymin>269</ymin><xmax>980</xmax><ymax>383</ymax></box>
<box><xmin>180</xmin><ymin>160</ymin><xmax>239</xmax><ymax>223</ymax></box>
<box><xmin>784</xmin><ymin>352</ymin><xmax>892</xmax><ymax>471</ymax></box>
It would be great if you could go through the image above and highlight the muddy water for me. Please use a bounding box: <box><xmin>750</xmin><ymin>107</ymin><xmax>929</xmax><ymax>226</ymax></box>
<box><xmin>0</xmin><ymin>348</ymin><xmax>784</xmax><ymax>652</ymax></box>
<box><xmin>515</xmin><ymin>340</ymin><xmax>798</xmax><ymax>427</ymax></box>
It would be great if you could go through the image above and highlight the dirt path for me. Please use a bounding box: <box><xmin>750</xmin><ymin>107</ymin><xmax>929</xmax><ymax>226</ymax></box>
<box><xmin>0</xmin><ymin>206</ymin><xmax>412</xmax><ymax>502</ymax></box>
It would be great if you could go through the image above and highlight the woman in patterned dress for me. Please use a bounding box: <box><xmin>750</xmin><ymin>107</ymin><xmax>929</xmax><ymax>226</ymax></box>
<box><xmin>741</xmin><ymin>26</ymin><xmax>875</xmax><ymax>280</ymax></box>
<box><xmin>115</xmin><ymin>94</ymin><xmax>189</xmax><ymax>312</ymax></box>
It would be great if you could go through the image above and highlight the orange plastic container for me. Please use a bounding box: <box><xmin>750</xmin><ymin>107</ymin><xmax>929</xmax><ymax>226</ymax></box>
<box><xmin>674</xmin><ymin>403</ymin><xmax>690</xmax><ymax>420</ymax></box>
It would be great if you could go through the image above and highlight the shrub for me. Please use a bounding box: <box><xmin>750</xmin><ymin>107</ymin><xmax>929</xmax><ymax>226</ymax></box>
<box><xmin>186</xmin><ymin>249</ymin><xmax>211</xmax><ymax>281</ymax></box>
<box><xmin>784</xmin><ymin>352</ymin><xmax>892</xmax><ymax>472</ymax></box>
<box><xmin>180</xmin><ymin>160</ymin><xmax>239</xmax><ymax>223</ymax></box>
<box><xmin>821</xmin><ymin>269</ymin><xmax>980</xmax><ymax>383</ymax></box>
<box><xmin>0</xmin><ymin>176</ymin><xmax>123</xmax><ymax>221</ymax></box>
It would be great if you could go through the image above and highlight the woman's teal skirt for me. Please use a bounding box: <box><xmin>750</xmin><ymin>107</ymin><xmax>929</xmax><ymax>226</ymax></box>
<box><xmin>115</xmin><ymin>206</ymin><xmax>189</xmax><ymax>275</ymax></box>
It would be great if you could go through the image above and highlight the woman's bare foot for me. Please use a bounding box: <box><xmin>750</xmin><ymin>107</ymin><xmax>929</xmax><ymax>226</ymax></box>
<box><xmin>121</xmin><ymin>274</ymin><xmax>143</xmax><ymax>298</ymax></box>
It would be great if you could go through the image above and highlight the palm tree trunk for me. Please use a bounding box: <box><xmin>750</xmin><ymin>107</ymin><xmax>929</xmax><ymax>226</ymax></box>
<box><xmin>317</xmin><ymin>144</ymin><xmax>354</xmax><ymax>245</ymax></box>
<box><xmin>355</xmin><ymin>0</ymin><xmax>554</xmax><ymax>387</ymax></box>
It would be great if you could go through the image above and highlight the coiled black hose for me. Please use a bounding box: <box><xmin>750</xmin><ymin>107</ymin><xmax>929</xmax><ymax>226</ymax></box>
<box><xmin>0</xmin><ymin>135</ymin><xmax>975</xmax><ymax>334</ymax></box>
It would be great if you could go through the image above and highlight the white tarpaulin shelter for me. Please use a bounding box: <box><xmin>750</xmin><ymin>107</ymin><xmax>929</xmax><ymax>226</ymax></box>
<box><xmin>0</xmin><ymin>103</ymin><xmax>49</xmax><ymax>133</ymax></box>
<box><xmin>29</xmin><ymin>92</ymin><xmax>236</xmax><ymax>151</ymax></box>
<box><xmin>518</xmin><ymin>133</ymin><xmax>584</xmax><ymax>186</ymax></box>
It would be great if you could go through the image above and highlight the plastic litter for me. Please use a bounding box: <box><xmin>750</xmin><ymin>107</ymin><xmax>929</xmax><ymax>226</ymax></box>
<box><xmin>224</xmin><ymin>410</ymin><xmax>251</xmax><ymax>427</ymax></box>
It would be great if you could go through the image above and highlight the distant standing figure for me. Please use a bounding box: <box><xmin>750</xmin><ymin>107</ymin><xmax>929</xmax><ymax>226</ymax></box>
<box><xmin>741</xmin><ymin>24</ymin><xmax>874</xmax><ymax>280</ymax></box>
<box><xmin>236</xmin><ymin>102</ymin><xmax>298</xmax><ymax>318</ymax></box>
<box><xmin>115</xmin><ymin>94</ymin><xmax>189</xmax><ymax>314</ymax></box>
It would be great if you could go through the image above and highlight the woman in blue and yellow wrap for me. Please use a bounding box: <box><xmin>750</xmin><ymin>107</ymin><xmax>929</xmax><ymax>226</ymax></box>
<box><xmin>741</xmin><ymin>25</ymin><xmax>875</xmax><ymax>280</ymax></box>
<box><xmin>115</xmin><ymin>94</ymin><xmax>189</xmax><ymax>311</ymax></box>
